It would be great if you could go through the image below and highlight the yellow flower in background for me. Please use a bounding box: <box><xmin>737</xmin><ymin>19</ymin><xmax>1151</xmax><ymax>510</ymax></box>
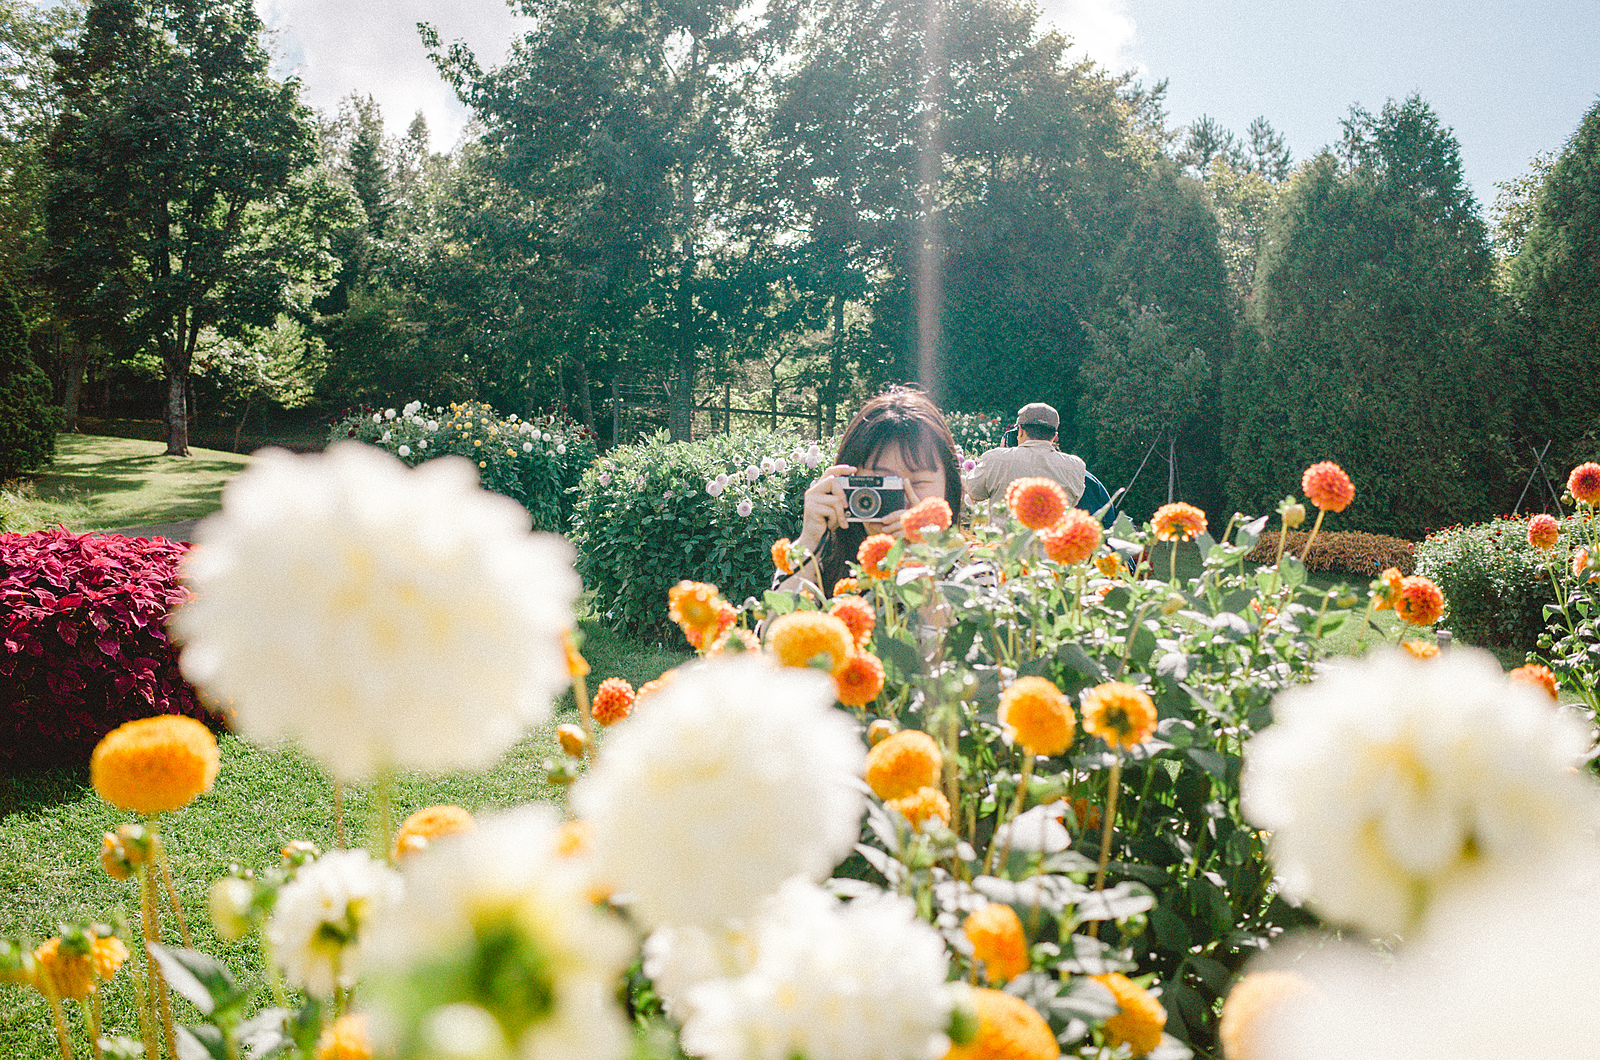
<box><xmin>315</xmin><ymin>1014</ymin><xmax>373</xmax><ymax>1060</ymax></box>
<box><xmin>767</xmin><ymin>611</ymin><xmax>854</xmax><ymax>672</ymax></box>
<box><xmin>865</xmin><ymin>729</ymin><xmax>942</xmax><ymax>801</ymax></box>
<box><xmin>1080</xmin><ymin>682</ymin><xmax>1158</xmax><ymax>751</ymax></box>
<box><xmin>833</xmin><ymin>576</ymin><xmax>860</xmax><ymax>596</ymax></box>
<box><xmin>393</xmin><ymin>804</ymin><xmax>476</xmax><ymax>861</ymax></box>
<box><xmin>91</xmin><ymin>715</ymin><xmax>220</xmax><ymax>815</ymax></box>
<box><xmin>1093</xmin><ymin>972</ymin><xmax>1166</xmax><ymax>1057</ymax></box>
<box><xmin>31</xmin><ymin>937</ymin><xmax>94</xmax><ymax>1001</ymax></box>
<box><xmin>1401</xmin><ymin>640</ymin><xmax>1440</xmax><ymax>659</ymax></box>
<box><xmin>1151</xmin><ymin>502</ymin><xmax>1207</xmax><ymax>542</ymax></box>
<box><xmin>943</xmin><ymin>988</ymin><xmax>1059</xmax><ymax>1060</ymax></box>
<box><xmin>886</xmin><ymin>786</ymin><xmax>951</xmax><ymax>831</ymax></box>
<box><xmin>1218</xmin><ymin>970</ymin><xmax>1314</xmax><ymax>1060</ymax></box>
<box><xmin>963</xmin><ymin>904</ymin><xmax>1029</xmax><ymax>983</ymax></box>
<box><xmin>1094</xmin><ymin>552</ymin><xmax>1123</xmax><ymax>577</ymax></box>
<box><xmin>998</xmin><ymin>677</ymin><xmax>1076</xmax><ymax>756</ymax></box>
<box><xmin>668</xmin><ymin>580</ymin><xmax>724</xmax><ymax>645</ymax></box>
<box><xmin>636</xmin><ymin>669</ymin><xmax>679</xmax><ymax>703</ymax></box>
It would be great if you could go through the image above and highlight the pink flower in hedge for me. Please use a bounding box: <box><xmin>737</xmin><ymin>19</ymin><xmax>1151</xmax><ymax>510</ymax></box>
<box><xmin>170</xmin><ymin>443</ymin><xmax>581</xmax><ymax>782</ymax></box>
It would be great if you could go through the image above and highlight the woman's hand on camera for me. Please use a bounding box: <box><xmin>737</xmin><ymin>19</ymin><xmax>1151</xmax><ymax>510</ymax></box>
<box><xmin>797</xmin><ymin>464</ymin><xmax>854</xmax><ymax>552</ymax></box>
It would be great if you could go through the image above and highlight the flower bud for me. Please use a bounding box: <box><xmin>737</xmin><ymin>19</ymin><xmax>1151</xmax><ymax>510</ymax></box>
<box><xmin>1281</xmin><ymin>501</ymin><xmax>1306</xmax><ymax>529</ymax></box>
<box><xmin>0</xmin><ymin>938</ymin><xmax>33</xmax><ymax>985</ymax></box>
<box><xmin>545</xmin><ymin>758</ymin><xmax>580</xmax><ymax>786</ymax></box>
<box><xmin>209</xmin><ymin>878</ymin><xmax>257</xmax><ymax>942</ymax></box>
<box><xmin>1161</xmin><ymin>592</ymin><xmax>1187</xmax><ymax>615</ymax></box>
<box><xmin>281</xmin><ymin>840</ymin><xmax>320</xmax><ymax>869</ymax></box>
<box><xmin>946</xmin><ymin>988</ymin><xmax>980</xmax><ymax>1046</ymax></box>
<box><xmin>556</xmin><ymin>724</ymin><xmax>589</xmax><ymax>758</ymax></box>
<box><xmin>100</xmin><ymin>833</ymin><xmax>135</xmax><ymax>881</ymax></box>
<box><xmin>866</xmin><ymin>719</ymin><xmax>898</xmax><ymax>746</ymax></box>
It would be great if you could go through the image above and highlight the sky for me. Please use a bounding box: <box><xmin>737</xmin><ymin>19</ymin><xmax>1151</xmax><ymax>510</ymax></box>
<box><xmin>260</xmin><ymin>0</ymin><xmax>1599</xmax><ymax>214</ymax></box>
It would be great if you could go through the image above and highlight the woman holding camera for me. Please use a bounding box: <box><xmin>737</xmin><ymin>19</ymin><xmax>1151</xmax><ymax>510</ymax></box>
<box><xmin>778</xmin><ymin>386</ymin><xmax>964</xmax><ymax>597</ymax></box>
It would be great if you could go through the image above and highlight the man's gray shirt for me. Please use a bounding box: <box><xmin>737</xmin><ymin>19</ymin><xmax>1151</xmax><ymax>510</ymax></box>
<box><xmin>965</xmin><ymin>439</ymin><xmax>1087</xmax><ymax>505</ymax></box>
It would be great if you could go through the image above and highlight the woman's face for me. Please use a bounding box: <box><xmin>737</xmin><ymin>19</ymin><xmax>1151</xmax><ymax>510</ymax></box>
<box><xmin>861</xmin><ymin>441</ymin><xmax>947</xmax><ymax>527</ymax></box>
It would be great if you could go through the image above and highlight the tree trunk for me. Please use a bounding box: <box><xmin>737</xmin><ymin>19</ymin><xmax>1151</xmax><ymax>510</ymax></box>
<box><xmin>572</xmin><ymin>354</ymin><xmax>594</xmax><ymax>429</ymax></box>
<box><xmin>165</xmin><ymin>364</ymin><xmax>190</xmax><ymax>456</ymax></box>
<box><xmin>61</xmin><ymin>339</ymin><xmax>90</xmax><ymax>433</ymax></box>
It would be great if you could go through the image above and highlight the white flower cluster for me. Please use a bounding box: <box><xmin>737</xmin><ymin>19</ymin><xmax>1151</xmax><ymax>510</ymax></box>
<box><xmin>364</xmin><ymin>807</ymin><xmax>635</xmax><ymax>1060</ymax></box>
<box><xmin>572</xmin><ymin>656</ymin><xmax>866</xmax><ymax>928</ymax></box>
<box><xmin>667</xmin><ymin>880</ymin><xmax>958</xmax><ymax>1060</ymax></box>
<box><xmin>1243</xmin><ymin>648</ymin><xmax>1600</xmax><ymax>936</ymax></box>
<box><xmin>701</xmin><ymin>451</ymin><xmax>801</xmax><ymax>513</ymax></box>
<box><xmin>267</xmin><ymin>849</ymin><xmax>402</xmax><ymax>997</ymax></box>
<box><xmin>173</xmin><ymin>443</ymin><xmax>580</xmax><ymax>781</ymax></box>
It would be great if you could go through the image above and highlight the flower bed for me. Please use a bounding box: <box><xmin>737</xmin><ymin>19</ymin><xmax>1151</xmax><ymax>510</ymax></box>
<box><xmin>1242</xmin><ymin>529</ymin><xmax>1415</xmax><ymax>577</ymax></box>
<box><xmin>1415</xmin><ymin>515</ymin><xmax>1562</xmax><ymax>651</ymax></box>
<box><xmin>0</xmin><ymin>528</ymin><xmax>209</xmax><ymax>767</ymax></box>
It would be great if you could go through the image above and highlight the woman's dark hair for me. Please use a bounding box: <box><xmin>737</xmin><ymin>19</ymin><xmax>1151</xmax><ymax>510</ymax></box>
<box><xmin>817</xmin><ymin>386</ymin><xmax>963</xmax><ymax>593</ymax></box>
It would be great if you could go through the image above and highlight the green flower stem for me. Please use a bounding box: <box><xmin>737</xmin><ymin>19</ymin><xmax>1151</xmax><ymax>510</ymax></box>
<box><xmin>125</xmin><ymin>938</ymin><xmax>159</xmax><ymax>1060</ymax></box>
<box><xmin>986</xmin><ymin>752</ymin><xmax>1036</xmax><ymax>876</ymax></box>
<box><xmin>375</xmin><ymin>769</ymin><xmax>394</xmax><ymax>867</ymax></box>
<box><xmin>1088</xmin><ymin>754</ymin><xmax>1124</xmax><ymax>940</ymax></box>
<box><xmin>1298</xmin><ymin>508</ymin><xmax>1328</xmax><ymax>568</ymax></box>
<box><xmin>260</xmin><ymin>936</ymin><xmax>289</xmax><ymax>1009</ymax></box>
<box><xmin>334</xmin><ymin>781</ymin><xmax>346</xmax><ymax>849</ymax></box>
<box><xmin>149</xmin><ymin>822</ymin><xmax>192</xmax><ymax>949</ymax></box>
<box><xmin>86</xmin><ymin>992</ymin><xmax>104</xmax><ymax>1060</ymax></box>
<box><xmin>139</xmin><ymin>861</ymin><xmax>178</xmax><ymax>1060</ymax></box>
<box><xmin>43</xmin><ymin>981</ymin><xmax>74</xmax><ymax>1060</ymax></box>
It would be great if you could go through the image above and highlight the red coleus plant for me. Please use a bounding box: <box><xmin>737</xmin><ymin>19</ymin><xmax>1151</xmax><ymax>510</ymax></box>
<box><xmin>1</xmin><ymin>528</ymin><xmax>213</xmax><ymax>767</ymax></box>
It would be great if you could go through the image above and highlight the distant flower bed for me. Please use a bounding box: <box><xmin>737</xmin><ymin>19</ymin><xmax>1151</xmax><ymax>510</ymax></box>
<box><xmin>570</xmin><ymin>430</ymin><xmax>831</xmax><ymax>642</ymax></box>
<box><xmin>0</xmin><ymin>528</ymin><xmax>210</xmax><ymax>766</ymax></box>
<box><xmin>943</xmin><ymin>410</ymin><xmax>1007</xmax><ymax>458</ymax></box>
<box><xmin>1415</xmin><ymin>515</ymin><xmax>1564</xmax><ymax>651</ymax></box>
<box><xmin>328</xmin><ymin>401</ymin><xmax>598</xmax><ymax>533</ymax></box>
<box><xmin>1243</xmin><ymin>529</ymin><xmax>1415</xmax><ymax>577</ymax></box>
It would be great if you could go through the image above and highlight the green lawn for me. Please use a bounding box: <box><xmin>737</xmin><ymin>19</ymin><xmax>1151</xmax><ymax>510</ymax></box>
<box><xmin>1</xmin><ymin>434</ymin><xmax>250</xmax><ymax>534</ymax></box>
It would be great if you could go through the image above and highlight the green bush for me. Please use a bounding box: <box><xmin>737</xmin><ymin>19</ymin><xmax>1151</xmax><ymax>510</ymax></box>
<box><xmin>944</xmin><ymin>411</ymin><xmax>1006</xmax><ymax>460</ymax></box>
<box><xmin>328</xmin><ymin>401</ymin><xmax>597</xmax><ymax>533</ymax></box>
<box><xmin>1415</xmin><ymin>515</ymin><xmax>1563</xmax><ymax>652</ymax></box>
<box><xmin>572</xmin><ymin>430</ymin><xmax>830</xmax><ymax>642</ymax></box>
<box><xmin>0</xmin><ymin>276</ymin><xmax>59</xmax><ymax>482</ymax></box>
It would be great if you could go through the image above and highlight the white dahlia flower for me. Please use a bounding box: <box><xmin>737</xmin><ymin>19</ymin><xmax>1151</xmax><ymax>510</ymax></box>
<box><xmin>364</xmin><ymin>806</ymin><xmax>635</xmax><ymax>1060</ymax></box>
<box><xmin>644</xmin><ymin>923</ymin><xmax>759</xmax><ymax>1022</ymax></box>
<box><xmin>572</xmin><ymin>657</ymin><xmax>866</xmax><ymax>928</ymax></box>
<box><xmin>1243</xmin><ymin>647</ymin><xmax>1600</xmax><ymax>936</ymax></box>
<box><xmin>680</xmin><ymin>880</ymin><xmax>956</xmax><ymax>1060</ymax></box>
<box><xmin>171</xmin><ymin>442</ymin><xmax>579</xmax><ymax>781</ymax></box>
<box><xmin>267</xmin><ymin>849</ymin><xmax>401</xmax><ymax>998</ymax></box>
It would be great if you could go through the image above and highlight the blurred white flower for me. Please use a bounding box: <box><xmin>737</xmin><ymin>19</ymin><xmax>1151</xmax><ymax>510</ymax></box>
<box><xmin>523</xmin><ymin>441</ymin><xmax>534</xmax><ymax>453</ymax></box>
<box><xmin>716</xmin><ymin>473</ymin><xmax>730</xmax><ymax>488</ymax></box>
<box><xmin>644</xmin><ymin>923</ymin><xmax>755</xmax><ymax>1023</ymax></box>
<box><xmin>381</xmin><ymin>430</ymin><xmax>392</xmax><ymax>443</ymax></box>
<box><xmin>1243</xmin><ymin>648</ymin><xmax>1600</xmax><ymax>936</ymax></box>
<box><xmin>706</xmin><ymin>480</ymin><xmax>725</xmax><ymax>497</ymax></box>
<box><xmin>366</xmin><ymin>806</ymin><xmax>634</xmax><ymax>1060</ymax></box>
<box><xmin>760</xmin><ymin>457</ymin><xmax>775</xmax><ymax>474</ymax></box>
<box><xmin>556</xmin><ymin>444</ymin><xmax>566</xmax><ymax>455</ymax></box>
<box><xmin>773</xmin><ymin>458</ymin><xmax>787</xmax><ymax>475</ymax></box>
<box><xmin>542</xmin><ymin>432</ymin><xmax>552</xmax><ymax>443</ymax></box>
<box><xmin>397</xmin><ymin>445</ymin><xmax>411</xmax><ymax>458</ymax></box>
<box><xmin>804</xmin><ymin>444</ymin><xmax>822</xmax><ymax>469</ymax></box>
<box><xmin>371</xmin><ymin>413</ymin><xmax>382</xmax><ymax>423</ymax></box>
<box><xmin>425</xmin><ymin>420</ymin><xmax>438</xmax><ymax>432</ymax></box>
<box><xmin>384</xmin><ymin>409</ymin><xmax>396</xmax><ymax>420</ymax></box>
<box><xmin>992</xmin><ymin>801</ymin><xmax>1072</xmax><ymax>854</ymax></box>
<box><xmin>598</xmin><ymin>472</ymin><xmax>611</xmax><ymax>487</ymax></box>
<box><xmin>417</xmin><ymin>439</ymin><xmax>427</xmax><ymax>450</ymax></box>
<box><xmin>172</xmin><ymin>443</ymin><xmax>580</xmax><ymax>781</ymax></box>
<box><xmin>680</xmin><ymin>880</ymin><xmax>956</xmax><ymax>1060</ymax></box>
<box><xmin>403</xmin><ymin>400</ymin><xmax>422</xmax><ymax>417</ymax></box>
<box><xmin>746</xmin><ymin>465</ymin><xmax>761</xmax><ymax>482</ymax></box>
<box><xmin>572</xmin><ymin>657</ymin><xmax>866</xmax><ymax>928</ymax></box>
<box><xmin>737</xmin><ymin>499</ymin><xmax>753</xmax><ymax>517</ymax></box>
<box><xmin>268</xmin><ymin>849</ymin><xmax>401</xmax><ymax>998</ymax></box>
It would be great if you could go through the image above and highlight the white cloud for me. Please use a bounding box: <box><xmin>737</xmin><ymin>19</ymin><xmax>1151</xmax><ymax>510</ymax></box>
<box><xmin>1035</xmin><ymin>0</ymin><xmax>1139</xmax><ymax>73</ymax></box>
<box><xmin>260</xmin><ymin>0</ymin><xmax>524</xmax><ymax>150</ymax></box>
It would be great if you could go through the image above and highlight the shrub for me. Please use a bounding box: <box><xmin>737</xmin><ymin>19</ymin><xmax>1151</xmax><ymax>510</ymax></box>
<box><xmin>1243</xmin><ymin>529</ymin><xmax>1416</xmax><ymax>577</ymax></box>
<box><xmin>944</xmin><ymin>411</ymin><xmax>1007</xmax><ymax>459</ymax></box>
<box><xmin>572</xmin><ymin>430</ymin><xmax>829</xmax><ymax>642</ymax></box>
<box><xmin>0</xmin><ymin>275</ymin><xmax>59</xmax><ymax>481</ymax></box>
<box><xmin>0</xmin><ymin>528</ymin><xmax>210</xmax><ymax>767</ymax></box>
<box><xmin>329</xmin><ymin>401</ymin><xmax>598</xmax><ymax>533</ymax></box>
<box><xmin>1414</xmin><ymin>515</ymin><xmax>1563</xmax><ymax>652</ymax></box>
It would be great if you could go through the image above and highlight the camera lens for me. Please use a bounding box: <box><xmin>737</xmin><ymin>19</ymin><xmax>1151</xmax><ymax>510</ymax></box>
<box><xmin>847</xmin><ymin>488</ymin><xmax>881</xmax><ymax>520</ymax></box>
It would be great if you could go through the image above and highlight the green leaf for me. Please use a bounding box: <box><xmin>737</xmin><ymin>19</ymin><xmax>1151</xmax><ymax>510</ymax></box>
<box><xmin>1074</xmin><ymin>881</ymin><xmax>1155</xmax><ymax>921</ymax></box>
<box><xmin>1185</xmin><ymin>746</ymin><xmax>1228</xmax><ymax>781</ymax></box>
<box><xmin>763</xmin><ymin>590</ymin><xmax>798</xmax><ymax>616</ymax></box>
<box><xmin>1055</xmin><ymin>643</ymin><xmax>1109</xmax><ymax>682</ymax></box>
<box><xmin>149</xmin><ymin>944</ymin><xmax>243</xmax><ymax>1019</ymax></box>
<box><xmin>1148</xmin><ymin>905</ymin><xmax>1193</xmax><ymax>952</ymax></box>
<box><xmin>872</xmin><ymin>629</ymin><xmax>926</xmax><ymax>679</ymax></box>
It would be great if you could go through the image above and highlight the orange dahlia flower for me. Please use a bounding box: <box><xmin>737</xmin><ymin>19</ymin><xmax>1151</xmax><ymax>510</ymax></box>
<box><xmin>315</xmin><ymin>1013</ymin><xmax>373</xmax><ymax>1060</ymax></box>
<box><xmin>833</xmin><ymin>577</ymin><xmax>860</xmax><ymax>596</ymax></box>
<box><xmin>668</xmin><ymin>580</ymin><xmax>724</xmax><ymax>645</ymax></box>
<box><xmin>886</xmin><ymin>785</ymin><xmax>951</xmax><ymax>831</ymax></box>
<box><xmin>708</xmin><ymin>627</ymin><xmax>760</xmax><ymax>655</ymax></box>
<box><xmin>1527</xmin><ymin>513</ymin><xmax>1560</xmax><ymax>550</ymax></box>
<box><xmin>964</xmin><ymin>903</ymin><xmax>1030</xmax><ymax>983</ymax></box>
<box><xmin>1395</xmin><ymin>575</ymin><xmax>1445</xmax><ymax>626</ymax></box>
<box><xmin>1040</xmin><ymin>509</ymin><xmax>1102</xmax><ymax>565</ymax></box>
<box><xmin>1509</xmin><ymin>663</ymin><xmax>1559</xmax><ymax>701</ymax></box>
<box><xmin>1151</xmin><ymin>502</ymin><xmax>1207</xmax><ymax>542</ymax></box>
<box><xmin>1080</xmin><ymin>681</ymin><xmax>1158</xmax><ymax>751</ymax></box>
<box><xmin>857</xmin><ymin>534</ymin><xmax>897</xmax><ymax>579</ymax></box>
<box><xmin>829</xmin><ymin>594</ymin><xmax>877</xmax><ymax>647</ymax></box>
<box><xmin>32</xmin><ymin>935</ymin><xmax>125</xmax><ymax>1001</ymax></box>
<box><xmin>591</xmin><ymin>677</ymin><xmax>637</xmax><ymax>726</ymax></box>
<box><xmin>1568</xmin><ymin>462</ymin><xmax>1600</xmax><ymax>505</ymax></box>
<box><xmin>903</xmin><ymin>496</ymin><xmax>954</xmax><ymax>542</ymax></box>
<box><xmin>1401</xmin><ymin>640</ymin><xmax>1440</xmax><ymax>660</ymax></box>
<box><xmin>998</xmin><ymin>677</ymin><xmax>1076</xmax><ymax>756</ymax></box>
<box><xmin>771</xmin><ymin>537</ymin><xmax>796</xmax><ymax>575</ymax></box>
<box><xmin>1301</xmin><ymin>461</ymin><xmax>1354</xmax><ymax>513</ymax></box>
<box><xmin>944</xmin><ymin>989</ymin><xmax>1059</xmax><ymax>1060</ymax></box>
<box><xmin>1372</xmin><ymin>567</ymin><xmax>1404</xmax><ymax>610</ymax></box>
<box><xmin>1005</xmin><ymin>477</ymin><xmax>1070</xmax><ymax>531</ymax></box>
<box><xmin>1068</xmin><ymin>796</ymin><xmax>1102</xmax><ymax>833</ymax></box>
<box><xmin>91</xmin><ymin>715</ymin><xmax>220</xmax><ymax>815</ymax></box>
<box><xmin>767</xmin><ymin>610</ymin><xmax>854</xmax><ymax>672</ymax></box>
<box><xmin>1094</xmin><ymin>972</ymin><xmax>1166</xmax><ymax>1057</ymax></box>
<box><xmin>636</xmin><ymin>669</ymin><xmax>679</xmax><ymax>703</ymax></box>
<box><xmin>833</xmin><ymin>650</ymin><xmax>886</xmax><ymax>707</ymax></box>
<box><xmin>393</xmin><ymin>804</ymin><xmax>475</xmax><ymax>860</ymax></box>
<box><xmin>1094</xmin><ymin>552</ymin><xmax>1123</xmax><ymax>577</ymax></box>
<box><xmin>865</xmin><ymin>729</ymin><xmax>942</xmax><ymax>801</ymax></box>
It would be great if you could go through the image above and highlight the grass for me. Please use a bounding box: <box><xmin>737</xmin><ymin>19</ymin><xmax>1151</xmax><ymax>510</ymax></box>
<box><xmin>1</xmin><ymin>434</ymin><xmax>249</xmax><ymax>534</ymax></box>
<box><xmin>0</xmin><ymin>619</ymin><xmax>689</xmax><ymax>1058</ymax></box>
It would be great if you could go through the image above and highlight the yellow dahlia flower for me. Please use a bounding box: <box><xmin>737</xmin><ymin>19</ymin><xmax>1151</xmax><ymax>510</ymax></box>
<box><xmin>943</xmin><ymin>988</ymin><xmax>1059</xmax><ymax>1060</ymax></box>
<box><xmin>90</xmin><ymin>715</ymin><xmax>220</xmax><ymax>815</ymax></box>
<box><xmin>963</xmin><ymin>903</ymin><xmax>1029</xmax><ymax>983</ymax></box>
<box><xmin>767</xmin><ymin>611</ymin><xmax>854</xmax><ymax>672</ymax></box>
<box><xmin>865</xmin><ymin>729</ymin><xmax>942</xmax><ymax>801</ymax></box>
<box><xmin>1093</xmin><ymin>972</ymin><xmax>1166</xmax><ymax>1057</ymax></box>
<box><xmin>394</xmin><ymin>804</ymin><xmax>476</xmax><ymax>860</ymax></box>
<box><xmin>998</xmin><ymin>677</ymin><xmax>1076</xmax><ymax>757</ymax></box>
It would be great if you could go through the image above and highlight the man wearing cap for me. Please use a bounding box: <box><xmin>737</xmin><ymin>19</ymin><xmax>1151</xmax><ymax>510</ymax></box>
<box><xmin>965</xmin><ymin>402</ymin><xmax>1088</xmax><ymax>505</ymax></box>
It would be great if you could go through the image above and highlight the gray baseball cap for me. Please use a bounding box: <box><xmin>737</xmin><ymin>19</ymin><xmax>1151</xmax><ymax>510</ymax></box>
<box><xmin>1017</xmin><ymin>402</ymin><xmax>1059</xmax><ymax>430</ymax></box>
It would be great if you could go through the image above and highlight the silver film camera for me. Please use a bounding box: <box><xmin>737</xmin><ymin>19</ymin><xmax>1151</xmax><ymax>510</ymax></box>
<box><xmin>844</xmin><ymin>475</ymin><xmax>905</xmax><ymax>522</ymax></box>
